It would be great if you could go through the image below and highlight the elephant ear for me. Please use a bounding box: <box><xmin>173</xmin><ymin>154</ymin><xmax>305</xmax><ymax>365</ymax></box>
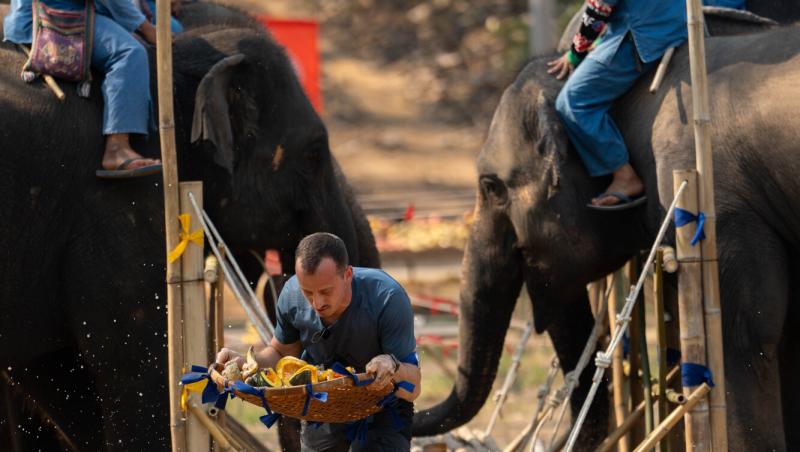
<box><xmin>535</xmin><ymin>91</ymin><xmax>569</xmax><ymax>197</ymax></box>
<box><xmin>191</xmin><ymin>54</ymin><xmax>247</xmax><ymax>175</ymax></box>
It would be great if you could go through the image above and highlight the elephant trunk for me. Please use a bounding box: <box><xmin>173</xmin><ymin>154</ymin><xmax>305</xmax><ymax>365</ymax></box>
<box><xmin>413</xmin><ymin>204</ymin><xmax>524</xmax><ymax>436</ymax></box>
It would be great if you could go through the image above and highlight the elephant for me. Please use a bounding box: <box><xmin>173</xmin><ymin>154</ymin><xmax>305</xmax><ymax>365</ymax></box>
<box><xmin>412</xmin><ymin>22</ymin><xmax>800</xmax><ymax>451</ymax></box>
<box><xmin>0</xmin><ymin>15</ymin><xmax>378</xmax><ymax>452</ymax></box>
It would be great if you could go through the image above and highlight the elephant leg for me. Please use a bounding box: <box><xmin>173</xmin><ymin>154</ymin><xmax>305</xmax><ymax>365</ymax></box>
<box><xmin>543</xmin><ymin>286</ymin><xmax>608</xmax><ymax>449</ymax></box>
<box><xmin>718</xmin><ymin>222</ymin><xmax>787</xmax><ymax>451</ymax></box>
<box><xmin>780</xmin><ymin>257</ymin><xmax>800</xmax><ymax>449</ymax></box>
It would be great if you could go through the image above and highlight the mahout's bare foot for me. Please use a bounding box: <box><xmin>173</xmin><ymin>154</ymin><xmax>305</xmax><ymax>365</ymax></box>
<box><xmin>102</xmin><ymin>133</ymin><xmax>160</xmax><ymax>171</ymax></box>
<box><xmin>591</xmin><ymin>163</ymin><xmax>644</xmax><ymax>206</ymax></box>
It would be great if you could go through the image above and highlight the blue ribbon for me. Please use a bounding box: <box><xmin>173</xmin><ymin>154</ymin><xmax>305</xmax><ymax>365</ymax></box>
<box><xmin>622</xmin><ymin>334</ymin><xmax>630</xmax><ymax>358</ymax></box>
<box><xmin>232</xmin><ymin>380</ymin><xmax>281</xmax><ymax>428</ymax></box>
<box><xmin>666</xmin><ymin>348</ymin><xmax>681</xmax><ymax>367</ymax></box>
<box><xmin>395</xmin><ymin>381</ymin><xmax>416</xmax><ymax>393</ymax></box>
<box><xmin>681</xmin><ymin>363</ymin><xmax>715</xmax><ymax>388</ymax></box>
<box><xmin>301</xmin><ymin>383</ymin><xmax>328</xmax><ymax>417</ymax></box>
<box><xmin>399</xmin><ymin>352</ymin><xmax>420</xmax><ymax>366</ymax></box>
<box><xmin>179</xmin><ymin>365</ymin><xmax>227</xmax><ymax>408</ymax></box>
<box><xmin>674</xmin><ymin>208</ymin><xmax>706</xmax><ymax>246</ymax></box>
<box><xmin>331</xmin><ymin>363</ymin><xmax>375</xmax><ymax>387</ymax></box>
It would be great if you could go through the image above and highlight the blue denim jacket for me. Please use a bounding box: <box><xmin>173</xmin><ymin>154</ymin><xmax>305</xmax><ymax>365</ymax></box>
<box><xmin>590</xmin><ymin>0</ymin><xmax>687</xmax><ymax>66</ymax></box>
<box><xmin>4</xmin><ymin>0</ymin><xmax>146</xmax><ymax>44</ymax></box>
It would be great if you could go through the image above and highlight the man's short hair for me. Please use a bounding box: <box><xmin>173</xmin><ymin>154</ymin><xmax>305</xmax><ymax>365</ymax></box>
<box><xmin>295</xmin><ymin>233</ymin><xmax>349</xmax><ymax>274</ymax></box>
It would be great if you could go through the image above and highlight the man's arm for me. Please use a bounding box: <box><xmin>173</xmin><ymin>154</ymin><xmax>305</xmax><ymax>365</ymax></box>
<box><xmin>215</xmin><ymin>336</ymin><xmax>302</xmax><ymax>370</ymax></box>
<box><xmin>392</xmin><ymin>360</ymin><xmax>421</xmax><ymax>402</ymax></box>
<box><xmin>570</xmin><ymin>0</ymin><xmax>616</xmax><ymax>64</ymax></box>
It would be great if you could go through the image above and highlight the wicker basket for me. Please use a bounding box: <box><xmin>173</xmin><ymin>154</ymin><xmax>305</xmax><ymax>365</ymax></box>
<box><xmin>208</xmin><ymin>363</ymin><xmax>394</xmax><ymax>423</ymax></box>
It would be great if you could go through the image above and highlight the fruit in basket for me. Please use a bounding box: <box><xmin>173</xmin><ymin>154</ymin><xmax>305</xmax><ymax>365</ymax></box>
<box><xmin>221</xmin><ymin>360</ymin><xmax>242</xmax><ymax>381</ymax></box>
<box><xmin>246</xmin><ymin>367</ymin><xmax>282</xmax><ymax>388</ymax></box>
<box><xmin>288</xmin><ymin>364</ymin><xmax>320</xmax><ymax>386</ymax></box>
<box><xmin>276</xmin><ymin>356</ymin><xmax>309</xmax><ymax>383</ymax></box>
<box><xmin>242</xmin><ymin>346</ymin><xmax>260</xmax><ymax>380</ymax></box>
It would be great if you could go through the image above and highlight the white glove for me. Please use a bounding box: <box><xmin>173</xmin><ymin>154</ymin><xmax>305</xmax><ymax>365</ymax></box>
<box><xmin>366</xmin><ymin>354</ymin><xmax>399</xmax><ymax>384</ymax></box>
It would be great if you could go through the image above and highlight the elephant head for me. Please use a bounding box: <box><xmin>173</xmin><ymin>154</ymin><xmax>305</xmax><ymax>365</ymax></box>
<box><xmin>169</xmin><ymin>28</ymin><xmax>364</xmax><ymax>268</ymax></box>
<box><xmin>413</xmin><ymin>60</ymin><xmax>648</xmax><ymax>441</ymax></box>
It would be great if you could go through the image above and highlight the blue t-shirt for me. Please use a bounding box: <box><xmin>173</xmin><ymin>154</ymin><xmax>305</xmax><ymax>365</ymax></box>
<box><xmin>274</xmin><ymin>267</ymin><xmax>416</xmax><ymax>372</ymax></box>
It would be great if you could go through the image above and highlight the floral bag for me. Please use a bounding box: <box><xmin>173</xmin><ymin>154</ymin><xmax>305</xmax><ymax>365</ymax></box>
<box><xmin>22</xmin><ymin>0</ymin><xmax>94</xmax><ymax>97</ymax></box>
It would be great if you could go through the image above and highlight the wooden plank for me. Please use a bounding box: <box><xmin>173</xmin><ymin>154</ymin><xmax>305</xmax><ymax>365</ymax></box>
<box><xmin>633</xmin><ymin>384</ymin><xmax>712</xmax><ymax>452</ymax></box>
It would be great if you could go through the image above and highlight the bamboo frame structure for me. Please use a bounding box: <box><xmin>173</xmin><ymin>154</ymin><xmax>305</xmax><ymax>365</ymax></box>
<box><xmin>186</xmin><ymin>397</ymin><xmax>232</xmax><ymax>451</ymax></box>
<box><xmin>607</xmin><ymin>269</ymin><xmax>630</xmax><ymax>452</ymax></box>
<box><xmin>673</xmin><ymin>170</ymin><xmax>711</xmax><ymax>450</ymax></box>
<box><xmin>653</xmin><ymin>248</ymin><xmax>669</xmax><ymax>452</ymax></box>
<box><xmin>685</xmin><ymin>0</ymin><xmax>728</xmax><ymax>448</ymax></box>
<box><xmin>155</xmin><ymin>0</ymin><xmax>184</xmax><ymax>447</ymax></box>
<box><xmin>633</xmin><ymin>384</ymin><xmax>712</xmax><ymax>452</ymax></box>
<box><xmin>597</xmin><ymin>366</ymin><xmax>680</xmax><ymax>452</ymax></box>
<box><xmin>180</xmin><ymin>183</ymin><xmax>210</xmax><ymax>451</ymax></box>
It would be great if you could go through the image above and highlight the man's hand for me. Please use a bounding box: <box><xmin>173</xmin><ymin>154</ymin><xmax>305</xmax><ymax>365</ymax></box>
<box><xmin>547</xmin><ymin>53</ymin><xmax>574</xmax><ymax>80</ymax></box>
<box><xmin>366</xmin><ymin>354</ymin><xmax>397</xmax><ymax>386</ymax></box>
<box><xmin>138</xmin><ymin>21</ymin><xmax>159</xmax><ymax>46</ymax></box>
<box><xmin>215</xmin><ymin>347</ymin><xmax>245</xmax><ymax>369</ymax></box>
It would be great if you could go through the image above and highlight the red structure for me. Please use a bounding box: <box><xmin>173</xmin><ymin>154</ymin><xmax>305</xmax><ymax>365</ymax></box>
<box><xmin>258</xmin><ymin>18</ymin><xmax>323</xmax><ymax>113</ymax></box>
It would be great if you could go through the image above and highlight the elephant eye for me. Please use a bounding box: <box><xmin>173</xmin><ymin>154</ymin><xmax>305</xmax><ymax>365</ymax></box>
<box><xmin>480</xmin><ymin>175</ymin><xmax>508</xmax><ymax>204</ymax></box>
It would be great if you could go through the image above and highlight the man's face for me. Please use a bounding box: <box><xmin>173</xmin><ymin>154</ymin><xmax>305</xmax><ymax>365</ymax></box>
<box><xmin>295</xmin><ymin>257</ymin><xmax>353</xmax><ymax>323</ymax></box>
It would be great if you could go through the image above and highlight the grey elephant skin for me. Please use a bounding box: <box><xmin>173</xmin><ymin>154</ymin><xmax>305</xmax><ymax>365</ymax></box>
<box><xmin>0</xmin><ymin>17</ymin><xmax>378</xmax><ymax>452</ymax></box>
<box><xmin>412</xmin><ymin>24</ymin><xmax>800</xmax><ymax>451</ymax></box>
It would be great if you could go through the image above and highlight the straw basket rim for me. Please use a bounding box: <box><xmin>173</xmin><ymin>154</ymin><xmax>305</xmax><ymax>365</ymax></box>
<box><xmin>209</xmin><ymin>363</ymin><xmax>394</xmax><ymax>423</ymax></box>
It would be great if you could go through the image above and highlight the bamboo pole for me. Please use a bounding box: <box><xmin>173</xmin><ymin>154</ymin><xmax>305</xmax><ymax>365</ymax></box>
<box><xmin>186</xmin><ymin>397</ymin><xmax>232</xmax><ymax>451</ymax></box>
<box><xmin>607</xmin><ymin>269</ymin><xmax>630</xmax><ymax>452</ymax></box>
<box><xmin>180</xmin><ymin>182</ymin><xmax>210</xmax><ymax>452</ymax></box>
<box><xmin>155</xmin><ymin>0</ymin><xmax>183</xmax><ymax>448</ymax></box>
<box><xmin>685</xmin><ymin>0</ymin><xmax>728</xmax><ymax>448</ymax></box>
<box><xmin>633</xmin><ymin>384</ymin><xmax>712</xmax><ymax>452</ymax></box>
<box><xmin>673</xmin><ymin>170</ymin><xmax>711</xmax><ymax>451</ymax></box>
<box><xmin>653</xmin><ymin>248</ymin><xmax>669</xmax><ymax>452</ymax></box>
<box><xmin>649</xmin><ymin>47</ymin><xmax>675</xmax><ymax>94</ymax></box>
<box><xmin>626</xmin><ymin>260</ymin><xmax>646</xmax><ymax>445</ymax></box>
<box><xmin>638</xmin><ymin>302</ymin><xmax>654</xmax><ymax>440</ymax></box>
<box><xmin>597</xmin><ymin>366</ymin><xmax>681</xmax><ymax>452</ymax></box>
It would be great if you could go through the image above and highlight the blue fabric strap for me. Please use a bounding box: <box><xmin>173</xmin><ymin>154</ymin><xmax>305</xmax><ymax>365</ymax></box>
<box><xmin>331</xmin><ymin>363</ymin><xmax>374</xmax><ymax>387</ymax></box>
<box><xmin>399</xmin><ymin>352</ymin><xmax>420</xmax><ymax>366</ymax></box>
<box><xmin>395</xmin><ymin>381</ymin><xmax>415</xmax><ymax>393</ymax></box>
<box><xmin>681</xmin><ymin>362</ymin><xmax>715</xmax><ymax>388</ymax></box>
<box><xmin>301</xmin><ymin>383</ymin><xmax>328</xmax><ymax>417</ymax></box>
<box><xmin>674</xmin><ymin>208</ymin><xmax>706</xmax><ymax>246</ymax></box>
<box><xmin>232</xmin><ymin>380</ymin><xmax>280</xmax><ymax>428</ymax></box>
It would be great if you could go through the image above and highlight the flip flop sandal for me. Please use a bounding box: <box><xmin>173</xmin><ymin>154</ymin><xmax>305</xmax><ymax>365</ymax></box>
<box><xmin>96</xmin><ymin>158</ymin><xmax>162</xmax><ymax>179</ymax></box>
<box><xmin>586</xmin><ymin>191</ymin><xmax>647</xmax><ymax>211</ymax></box>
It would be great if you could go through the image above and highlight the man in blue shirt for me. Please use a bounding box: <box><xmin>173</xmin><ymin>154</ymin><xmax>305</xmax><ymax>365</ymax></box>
<box><xmin>217</xmin><ymin>232</ymin><xmax>421</xmax><ymax>451</ymax></box>
<box><xmin>548</xmin><ymin>0</ymin><xmax>742</xmax><ymax>209</ymax></box>
<box><xmin>3</xmin><ymin>0</ymin><xmax>181</xmax><ymax>178</ymax></box>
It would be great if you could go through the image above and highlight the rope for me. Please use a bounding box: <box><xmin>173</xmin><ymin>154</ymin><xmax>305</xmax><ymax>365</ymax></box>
<box><xmin>563</xmin><ymin>180</ymin><xmax>688</xmax><ymax>452</ymax></box>
<box><xmin>187</xmin><ymin>193</ymin><xmax>275</xmax><ymax>343</ymax></box>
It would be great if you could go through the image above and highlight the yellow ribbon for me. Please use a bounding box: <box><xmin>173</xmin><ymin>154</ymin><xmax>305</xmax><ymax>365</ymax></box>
<box><xmin>168</xmin><ymin>214</ymin><xmax>204</xmax><ymax>263</ymax></box>
<box><xmin>180</xmin><ymin>379</ymin><xmax>207</xmax><ymax>412</ymax></box>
